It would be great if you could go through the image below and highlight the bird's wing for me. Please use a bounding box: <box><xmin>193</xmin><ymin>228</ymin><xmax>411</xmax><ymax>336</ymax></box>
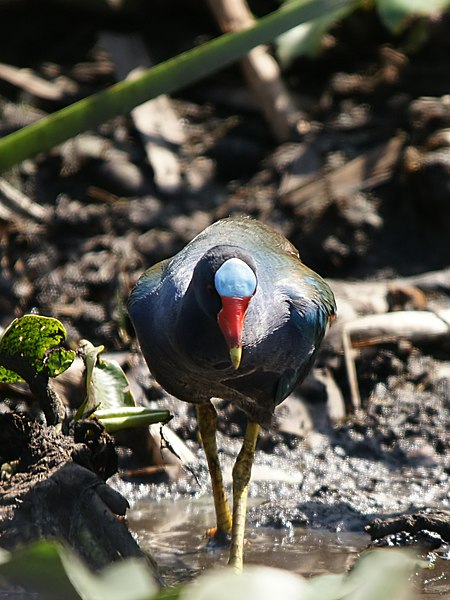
<box><xmin>128</xmin><ymin>257</ymin><xmax>172</xmax><ymax>314</ymax></box>
<box><xmin>275</xmin><ymin>268</ymin><xmax>336</xmax><ymax>405</ymax></box>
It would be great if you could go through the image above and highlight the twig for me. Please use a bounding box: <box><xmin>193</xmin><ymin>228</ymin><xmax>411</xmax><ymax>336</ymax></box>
<box><xmin>342</xmin><ymin>327</ymin><xmax>361</xmax><ymax>412</ymax></box>
<box><xmin>328</xmin><ymin>267</ymin><xmax>450</xmax><ymax>323</ymax></box>
<box><xmin>206</xmin><ymin>0</ymin><xmax>301</xmax><ymax>142</ymax></box>
<box><xmin>0</xmin><ymin>62</ymin><xmax>64</xmax><ymax>101</ymax></box>
<box><xmin>0</xmin><ymin>178</ymin><xmax>50</xmax><ymax>223</ymax></box>
<box><xmin>159</xmin><ymin>424</ymin><xmax>200</xmax><ymax>485</ymax></box>
<box><xmin>345</xmin><ymin>309</ymin><xmax>450</xmax><ymax>346</ymax></box>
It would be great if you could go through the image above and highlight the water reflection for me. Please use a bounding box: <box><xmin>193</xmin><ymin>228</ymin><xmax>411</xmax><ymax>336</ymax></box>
<box><xmin>127</xmin><ymin>497</ymin><xmax>450</xmax><ymax>597</ymax></box>
<box><xmin>128</xmin><ymin>497</ymin><xmax>366</xmax><ymax>583</ymax></box>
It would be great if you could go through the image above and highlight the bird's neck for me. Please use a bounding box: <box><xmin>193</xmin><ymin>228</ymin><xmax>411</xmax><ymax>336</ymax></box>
<box><xmin>175</xmin><ymin>285</ymin><xmax>230</xmax><ymax>369</ymax></box>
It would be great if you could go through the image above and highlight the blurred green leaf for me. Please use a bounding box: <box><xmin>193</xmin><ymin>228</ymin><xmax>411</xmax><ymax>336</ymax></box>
<box><xmin>341</xmin><ymin>549</ymin><xmax>420</xmax><ymax>600</ymax></box>
<box><xmin>0</xmin><ymin>314</ymin><xmax>75</xmax><ymax>383</ymax></box>
<box><xmin>180</xmin><ymin>565</ymin><xmax>309</xmax><ymax>600</ymax></box>
<box><xmin>0</xmin><ymin>539</ymin><xmax>158</xmax><ymax>600</ymax></box>
<box><xmin>0</xmin><ymin>539</ymin><xmax>86</xmax><ymax>600</ymax></box>
<box><xmin>276</xmin><ymin>0</ymin><xmax>450</xmax><ymax>64</ymax></box>
<box><xmin>0</xmin><ymin>540</ymin><xmax>426</xmax><ymax>600</ymax></box>
<box><xmin>377</xmin><ymin>0</ymin><xmax>450</xmax><ymax>33</ymax></box>
<box><xmin>153</xmin><ymin>587</ymin><xmax>182</xmax><ymax>600</ymax></box>
<box><xmin>304</xmin><ymin>573</ymin><xmax>347</xmax><ymax>599</ymax></box>
<box><xmin>179</xmin><ymin>549</ymin><xmax>421</xmax><ymax>600</ymax></box>
<box><xmin>68</xmin><ymin>555</ymin><xmax>158</xmax><ymax>600</ymax></box>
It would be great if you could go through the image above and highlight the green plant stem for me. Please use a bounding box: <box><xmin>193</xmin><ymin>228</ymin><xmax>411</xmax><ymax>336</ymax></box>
<box><xmin>0</xmin><ymin>353</ymin><xmax>65</xmax><ymax>425</ymax></box>
<box><xmin>0</xmin><ymin>0</ymin><xmax>354</xmax><ymax>173</ymax></box>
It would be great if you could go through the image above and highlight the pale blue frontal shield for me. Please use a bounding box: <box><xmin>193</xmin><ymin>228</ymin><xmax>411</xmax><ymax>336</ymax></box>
<box><xmin>214</xmin><ymin>258</ymin><xmax>257</xmax><ymax>298</ymax></box>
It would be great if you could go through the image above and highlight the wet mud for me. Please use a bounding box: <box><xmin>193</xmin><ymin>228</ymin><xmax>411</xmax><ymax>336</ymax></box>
<box><xmin>0</xmin><ymin>0</ymin><xmax>449</xmax><ymax>593</ymax></box>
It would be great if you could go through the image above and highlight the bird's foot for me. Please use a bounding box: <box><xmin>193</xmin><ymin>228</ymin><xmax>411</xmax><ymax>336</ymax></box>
<box><xmin>205</xmin><ymin>525</ymin><xmax>231</xmax><ymax>548</ymax></box>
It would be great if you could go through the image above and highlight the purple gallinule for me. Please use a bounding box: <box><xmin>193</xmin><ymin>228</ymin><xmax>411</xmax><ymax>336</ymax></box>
<box><xmin>128</xmin><ymin>217</ymin><xmax>336</xmax><ymax>571</ymax></box>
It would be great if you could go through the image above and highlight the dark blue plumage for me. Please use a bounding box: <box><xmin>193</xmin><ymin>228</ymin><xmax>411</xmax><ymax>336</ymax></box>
<box><xmin>128</xmin><ymin>216</ymin><xmax>336</xmax><ymax>426</ymax></box>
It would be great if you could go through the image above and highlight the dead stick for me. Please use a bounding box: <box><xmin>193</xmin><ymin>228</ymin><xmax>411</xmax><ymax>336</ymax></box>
<box><xmin>0</xmin><ymin>178</ymin><xmax>49</xmax><ymax>223</ymax></box>
<box><xmin>346</xmin><ymin>309</ymin><xmax>450</xmax><ymax>346</ymax></box>
<box><xmin>342</xmin><ymin>327</ymin><xmax>361</xmax><ymax>412</ymax></box>
<box><xmin>0</xmin><ymin>62</ymin><xmax>63</xmax><ymax>101</ymax></box>
<box><xmin>206</xmin><ymin>0</ymin><xmax>300</xmax><ymax>142</ymax></box>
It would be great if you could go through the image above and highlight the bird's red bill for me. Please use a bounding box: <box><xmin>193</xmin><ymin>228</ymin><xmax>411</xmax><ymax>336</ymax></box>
<box><xmin>217</xmin><ymin>295</ymin><xmax>251</xmax><ymax>367</ymax></box>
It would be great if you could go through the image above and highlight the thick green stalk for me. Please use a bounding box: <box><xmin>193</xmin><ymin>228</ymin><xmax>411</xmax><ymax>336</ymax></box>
<box><xmin>0</xmin><ymin>0</ymin><xmax>353</xmax><ymax>173</ymax></box>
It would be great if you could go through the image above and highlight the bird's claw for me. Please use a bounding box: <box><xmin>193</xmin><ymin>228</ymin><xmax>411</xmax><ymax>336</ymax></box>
<box><xmin>205</xmin><ymin>526</ymin><xmax>231</xmax><ymax>548</ymax></box>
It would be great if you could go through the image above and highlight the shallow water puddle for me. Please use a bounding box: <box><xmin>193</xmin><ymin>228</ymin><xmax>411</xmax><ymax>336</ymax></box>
<box><xmin>127</xmin><ymin>496</ymin><xmax>450</xmax><ymax>597</ymax></box>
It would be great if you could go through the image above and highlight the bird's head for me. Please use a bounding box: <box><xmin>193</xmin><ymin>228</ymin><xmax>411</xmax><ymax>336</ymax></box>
<box><xmin>192</xmin><ymin>247</ymin><xmax>257</xmax><ymax>369</ymax></box>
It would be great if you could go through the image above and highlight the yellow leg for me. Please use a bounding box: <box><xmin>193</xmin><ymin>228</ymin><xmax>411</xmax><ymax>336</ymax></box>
<box><xmin>228</xmin><ymin>420</ymin><xmax>260</xmax><ymax>572</ymax></box>
<box><xmin>196</xmin><ymin>402</ymin><xmax>232</xmax><ymax>540</ymax></box>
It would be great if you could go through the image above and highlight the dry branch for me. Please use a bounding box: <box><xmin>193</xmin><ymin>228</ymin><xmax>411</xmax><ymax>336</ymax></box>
<box><xmin>335</xmin><ymin>308</ymin><xmax>450</xmax><ymax>410</ymax></box>
<box><xmin>0</xmin><ymin>178</ymin><xmax>50</xmax><ymax>223</ymax></box>
<box><xmin>0</xmin><ymin>62</ymin><xmax>66</xmax><ymax>101</ymax></box>
<box><xmin>345</xmin><ymin>309</ymin><xmax>450</xmax><ymax>347</ymax></box>
<box><xmin>206</xmin><ymin>0</ymin><xmax>301</xmax><ymax>142</ymax></box>
<box><xmin>342</xmin><ymin>328</ymin><xmax>361</xmax><ymax>411</ymax></box>
<box><xmin>328</xmin><ymin>267</ymin><xmax>450</xmax><ymax>322</ymax></box>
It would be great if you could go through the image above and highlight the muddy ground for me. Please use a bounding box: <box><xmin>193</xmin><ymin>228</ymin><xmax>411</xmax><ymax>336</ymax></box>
<box><xmin>0</xmin><ymin>0</ymin><xmax>449</xmax><ymax>580</ymax></box>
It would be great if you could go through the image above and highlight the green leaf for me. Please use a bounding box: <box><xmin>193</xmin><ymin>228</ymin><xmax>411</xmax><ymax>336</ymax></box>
<box><xmin>0</xmin><ymin>540</ymin><xmax>427</xmax><ymax>600</ymax></box>
<box><xmin>305</xmin><ymin>573</ymin><xmax>347</xmax><ymax>599</ymax></box>
<box><xmin>0</xmin><ymin>314</ymin><xmax>75</xmax><ymax>383</ymax></box>
<box><xmin>178</xmin><ymin>550</ymin><xmax>421</xmax><ymax>600</ymax></box>
<box><xmin>64</xmin><ymin>553</ymin><xmax>159</xmax><ymax>600</ymax></box>
<box><xmin>341</xmin><ymin>549</ymin><xmax>420</xmax><ymax>600</ymax></box>
<box><xmin>95</xmin><ymin>407</ymin><xmax>172</xmax><ymax>433</ymax></box>
<box><xmin>377</xmin><ymin>0</ymin><xmax>450</xmax><ymax>33</ymax></box>
<box><xmin>180</xmin><ymin>565</ymin><xmax>309</xmax><ymax>600</ymax></box>
<box><xmin>153</xmin><ymin>587</ymin><xmax>181</xmax><ymax>600</ymax></box>
<box><xmin>0</xmin><ymin>539</ymin><xmax>84</xmax><ymax>600</ymax></box>
<box><xmin>45</xmin><ymin>346</ymin><xmax>78</xmax><ymax>377</ymax></box>
<box><xmin>76</xmin><ymin>339</ymin><xmax>136</xmax><ymax>418</ymax></box>
<box><xmin>0</xmin><ymin>0</ymin><xmax>354</xmax><ymax>173</ymax></box>
<box><xmin>0</xmin><ymin>539</ymin><xmax>158</xmax><ymax>600</ymax></box>
<box><xmin>75</xmin><ymin>341</ymin><xmax>172</xmax><ymax>432</ymax></box>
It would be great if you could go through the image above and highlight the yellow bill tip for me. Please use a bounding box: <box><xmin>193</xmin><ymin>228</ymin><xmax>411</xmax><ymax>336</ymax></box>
<box><xmin>229</xmin><ymin>346</ymin><xmax>242</xmax><ymax>370</ymax></box>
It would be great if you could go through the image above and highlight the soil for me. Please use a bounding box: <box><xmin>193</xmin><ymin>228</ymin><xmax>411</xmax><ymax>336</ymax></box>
<box><xmin>0</xmin><ymin>0</ymin><xmax>449</xmax><ymax>583</ymax></box>
<box><xmin>0</xmin><ymin>413</ymin><xmax>160</xmax><ymax>575</ymax></box>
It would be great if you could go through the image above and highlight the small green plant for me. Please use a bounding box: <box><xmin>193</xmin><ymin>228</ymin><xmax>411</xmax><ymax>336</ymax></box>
<box><xmin>0</xmin><ymin>314</ymin><xmax>170</xmax><ymax>432</ymax></box>
<box><xmin>75</xmin><ymin>339</ymin><xmax>171</xmax><ymax>432</ymax></box>
<box><xmin>0</xmin><ymin>314</ymin><xmax>76</xmax><ymax>425</ymax></box>
<box><xmin>0</xmin><ymin>314</ymin><xmax>75</xmax><ymax>383</ymax></box>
